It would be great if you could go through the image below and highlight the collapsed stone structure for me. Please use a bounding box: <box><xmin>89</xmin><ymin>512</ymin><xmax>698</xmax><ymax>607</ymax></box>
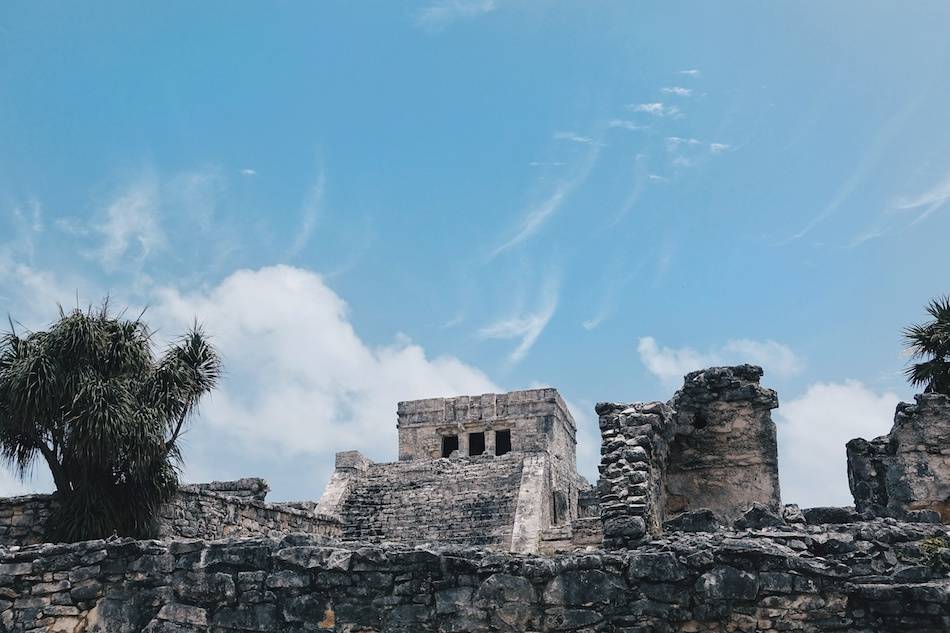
<box><xmin>847</xmin><ymin>393</ymin><xmax>950</xmax><ymax>522</ymax></box>
<box><xmin>1</xmin><ymin>365</ymin><xmax>949</xmax><ymax>632</ymax></box>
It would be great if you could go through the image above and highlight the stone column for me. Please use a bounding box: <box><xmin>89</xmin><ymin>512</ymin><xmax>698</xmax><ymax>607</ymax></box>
<box><xmin>596</xmin><ymin>401</ymin><xmax>674</xmax><ymax>549</ymax></box>
<box><xmin>666</xmin><ymin>365</ymin><xmax>781</xmax><ymax>524</ymax></box>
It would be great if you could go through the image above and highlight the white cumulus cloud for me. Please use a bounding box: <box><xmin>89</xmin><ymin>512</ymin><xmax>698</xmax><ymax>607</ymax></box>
<box><xmin>637</xmin><ymin>336</ymin><xmax>803</xmax><ymax>388</ymax></box>
<box><xmin>152</xmin><ymin>265</ymin><xmax>499</xmax><ymax>463</ymax></box>
<box><xmin>775</xmin><ymin>381</ymin><xmax>899</xmax><ymax>507</ymax></box>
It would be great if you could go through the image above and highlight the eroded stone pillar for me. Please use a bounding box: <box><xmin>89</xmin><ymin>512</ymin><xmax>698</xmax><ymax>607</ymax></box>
<box><xmin>666</xmin><ymin>365</ymin><xmax>781</xmax><ymax>524</ymax></box>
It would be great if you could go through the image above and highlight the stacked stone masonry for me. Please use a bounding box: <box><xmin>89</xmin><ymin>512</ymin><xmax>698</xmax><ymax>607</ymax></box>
<box><xmin>848</xmin><ymin>393</ymin><xmax>950</xmax><ymax>522</ymax></box>
<box><xmin>2</xmin><ymin>517</ymin><xmax>950</xmax><ymax>632</ymax></box>
<box><xmin>338</xmin><ymin>454</ymin><xmax>526</xmax><ymax>548</ymax></box>
<box><xmin>0</xmin><ymin>484</ymin><xmax>341</xmax><ymax>548</ymax></box>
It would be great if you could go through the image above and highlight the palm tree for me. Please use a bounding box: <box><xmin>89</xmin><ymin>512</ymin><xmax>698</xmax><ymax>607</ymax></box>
<box><xmin>0</xmin><ymin>301</ymin><xmax>221</xmax><ymax>542</ymax></box>
<box><xmin>904</xmin><ymin>295</ymin><xmax>950</xmax><ymax>396</ymax></box>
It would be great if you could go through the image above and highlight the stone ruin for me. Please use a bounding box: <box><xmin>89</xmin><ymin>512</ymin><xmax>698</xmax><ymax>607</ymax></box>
<box><xmin>313</xmin><ymin>366</ymin><xmax>784</xmax><ymax>556</ymax></box>
<box><xmin>315</xmin><ymin>388</ymin><xmax>599</xmax><ymax>554</ymax></box>
<box><xmin>597</xmin><ymin>365</ymin><xmax>781</xmax><ymax>548</ymax></box>
<box><xmin>0</xmin><ymin>365</ymin><xmax>949</xmax><ymax>632</ymax></box>
<box><xmin>848</xmin><ymin>392</ymin><xmax>950</xmax><ymax>522</ymax></box>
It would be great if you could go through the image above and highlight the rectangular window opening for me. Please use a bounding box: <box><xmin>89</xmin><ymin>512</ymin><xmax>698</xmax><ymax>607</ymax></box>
<box><xmin>441</xmin><ymin>435</ymin><xmax>459</xmax><ymax>458</ymax></box>
<box><xmin>495</xmin><ymin>429</ymin><xmax>511</xmax><ymax>456</ymax></box>
<box><xmin>469</xmin><ymin>432</ymin><xmax>485</xmax><ymax>456</ymax></box>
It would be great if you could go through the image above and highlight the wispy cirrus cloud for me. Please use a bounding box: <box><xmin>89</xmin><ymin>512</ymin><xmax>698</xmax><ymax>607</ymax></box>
<box><xmin>891</xmin><ymin>169</ymin><xmax>950</xmax><ymax>225</ymax></box>
<box><xmin>288</xmin><ymin>168</ymin><xmax>326</xmax><ymax>260</ymax></box>
<box><xmin>607</xmin><ymin>119</ymin><xmax>647</xmax><ymax>131</ymax></box>
<box><xmin>10</xmin><ymin>197</ymin><xmax>44</xmax><ymax>260</ymax></box>
<box><xmin>661</xmin><ymin>86</ymin><xmax>692</xmax><ymax>97</ymax></box>
<box><xmin>415</xmin><ymin>0</ymin><xmax>496</xmax><ymax>31</ymax></box>
<box><xmin>779</xmin><ymin>96</ymin><xmax>920</xmax><ymax>245</ymax></box>
<box><xmin>92</xmin><ymin>177</ymin><xmax>166</xmax><ymax>270</ymax></box>
<box><xmin>628</xmin><ymin>102</ymin><xmax>681</xmax><ymax>117</ymax></box>
<box><xmin>582</xmin><ymin>252</ymin><xmax>645</xmax><ymax>330</ymax></box>
<box><xmin>553</xmin><ymin>131</ymin><xmax>600</xmax><ymax>146</ymax></box>
<box><xmin>678</xmin><ymin>69</ymin><xmax>700</xmax><ymax>77</ymax></box>
<box><xmin>665</xmin><ymin>136</ymin><xmax>702</xmax><ymax>150</ymax></box>
<box><xmin>478</xmin><ymin>275</ymin><xmax>559</xmax><ymax>364</ymax></box>
<box><xmin>487</xmin><ymin>142</ymin><xmax>601</xmax><ymax>260</ymax></box>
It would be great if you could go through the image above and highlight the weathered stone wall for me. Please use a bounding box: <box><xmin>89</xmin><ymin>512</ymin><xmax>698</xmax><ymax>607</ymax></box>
<box><xmin>0</xmin><ymin>495</ymin><xmax>53</xmax><ymax>548</ymax></box>
<box><xmin>0</xmin><ymin>487</ymin><xmax>341</xmax><ymax>548</ymax></box>
<box><xmin>596</xmin><ymin>366</ymin><xmax>782</xmax><ymax>549</ymax></box>
<box><xmin>848</xmin><ymin>393</ymin><xmax>950</xmax><ymax>522</ymax></box>
<box><xmin>396</xmin><ymin>389</ymin><xmax>576</xmax><ymax>465</ymax></box>
<box><xmin>338</xmin><ymin>453</ymin><xmax>526</xmax><ymax>549</ymax></box>
<box><xmin>185</xmin><ymin>478</ymin><xmax>270</xmax><ymax>502</ymax></box>
<box><xmin>157</xmin><ymin>488</ymin><xmax>341</xmax><ymax>541</ymax></box>
<box><xmin>667</xmin><ymin>365</ymin><xmax>782</xmax><ymax>522</ymax></box>
<box><xmin>2</xmin><ymin>518</ymin><xmax>949</xmax><ymax>632</ymax></box>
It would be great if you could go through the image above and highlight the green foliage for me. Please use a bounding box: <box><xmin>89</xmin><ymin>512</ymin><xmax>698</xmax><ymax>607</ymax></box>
<box><xmin>920</xmin><ymin>534</ymin><xmax>950</xmax><ymax>570</ymax></box>
<box><xmin>904</xmin><ymin>295</ymin><xmax>950</xmax><ymax>395</ymax></box>
<box><xmin>0</xmin><ymin>302</ymin><xmax>221</xmax><ymax>542</ymax></box>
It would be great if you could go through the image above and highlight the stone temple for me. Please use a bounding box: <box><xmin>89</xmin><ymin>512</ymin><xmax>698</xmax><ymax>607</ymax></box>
<box><xmin>315</xmin><ymin>388</ymin><xmax>599</xmax><ymax>554</ymax></box>
<box><xmin>316</xmin><ymin>365</ymin><xmax>785</xmax><ymax>554</ymax></box>
<box><xmin>1</xmin><ymin>365</ymin><xmax>950</xmax><ymax>632</ymax></box>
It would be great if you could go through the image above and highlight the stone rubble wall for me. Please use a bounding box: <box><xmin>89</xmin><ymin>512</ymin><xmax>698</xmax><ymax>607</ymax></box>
<box><xmin>157</xmin><ymin>488</ymin><xmax>341</xmax><ymax>542</ymax></box>
<box><xmin>0</xmin><ymin>488</ymin><xmax>341</xmax><ymax>548</ymax></box>
<box><xmin>848</xmin><ymin>393</ymin><xmax>950</xmax><ymax>523</ymax></box>
<box><xmin>2</xmin><ymin>519</ymin><xmax>950</xmax><ymax>632</ymax></box>
<box><xmin>0</xmin><ymin>495</ymin><xmax>53</xmax><ymax>548</ymax></box>
<box><xmin>339</xmin><ymin>453</ymin><xmax>526</xmax><ymax>549</ymax></box>
<box><xmin>596</xmin><ymin>365</ymin><xmax>783</xmax><ymax>549</ymax></box>
<box><xmin>182</xmin><ymin>478</ymin><xmax>270</xmax><ymax>502</ymax></box>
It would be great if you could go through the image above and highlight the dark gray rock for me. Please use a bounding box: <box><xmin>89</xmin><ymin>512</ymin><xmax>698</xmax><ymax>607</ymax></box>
<box><xmin>802</xmin><ymin>506</ymin><xmax>863</xmax><ymax>524</ymax></box>
<box><xmin>663</xmin><ymin>508</ymin><xmax>721</xmax><ymax>533</ymax></box>
<box><xmin>733</xmin><ymin>503</ymin><xmax>785</xmax><ymax>530</ymax></box>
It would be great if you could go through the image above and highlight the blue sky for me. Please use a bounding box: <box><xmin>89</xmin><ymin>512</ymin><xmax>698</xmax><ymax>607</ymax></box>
<box><xmin>2</xmin><ymin>2</ymin><xmax>949</xmax><ymax>507</ymax></box>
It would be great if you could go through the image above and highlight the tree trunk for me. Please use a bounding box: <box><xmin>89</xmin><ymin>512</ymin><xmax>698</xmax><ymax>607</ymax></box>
<box><xmin>36</xmin><ymin>442</ymin><xmax>71</xmax><ymax>495</ymax></box>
